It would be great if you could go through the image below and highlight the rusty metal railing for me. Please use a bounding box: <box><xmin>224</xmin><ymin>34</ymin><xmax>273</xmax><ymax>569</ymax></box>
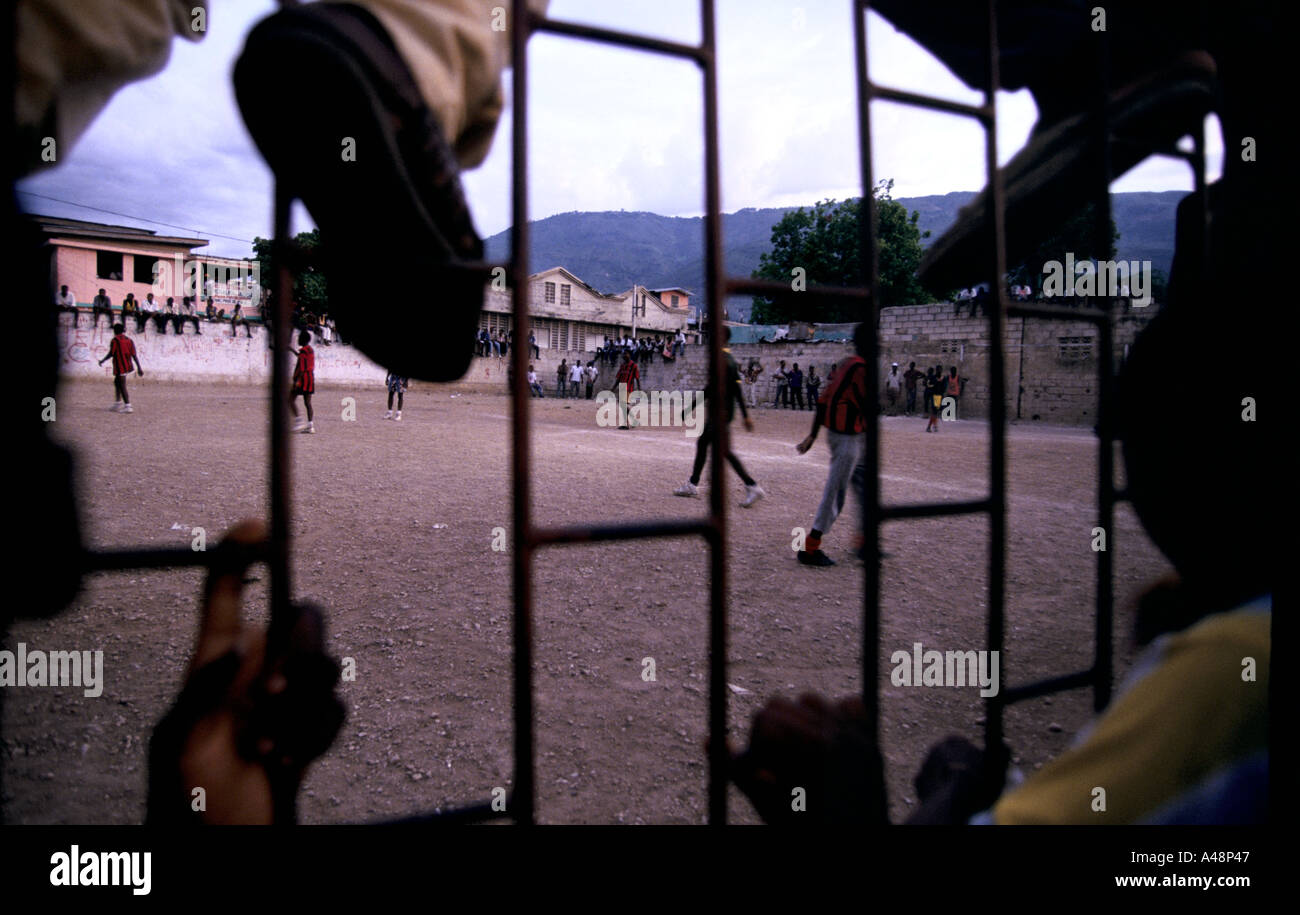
<box><xmin>66</xmin><ymin>0</ymin><xmax>1210</xmax><ymax>825</ymax></box>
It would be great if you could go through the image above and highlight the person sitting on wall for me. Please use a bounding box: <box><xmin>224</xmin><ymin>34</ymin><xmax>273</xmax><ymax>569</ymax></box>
<box><xmin>91</xmin><ymin>288</ymin><xmax>114</xmax><ymax>329</ymax></box>
<box><xmin>205</xmin><ymin>297</ymin><xmax>217</xmax><ymax>321</ymax></box>
<box><xmin>144</xmin><ymin>293</ymin><xmax>167</xmax><ymax>333</ymax></box>
<box><xmin>181</xmin><ymin>296</ymin><xmax>201</xmax><ymax>334</ymax></box>
<box><xmin>55</xmin><ymin>284</ymin><xmax>79</xmax><ymax>325</ymax></box>
<box><xmin>165</xmin><ymin>296</ymin><xmax>181</xmax><ymax>334</ymax></box>
<box><xmin>122</xmin><ymin>293</ymin><xmax>145</xmax><ymax>333</ymax></box>
<box><xmin>231</xmin><ymin>302</ymin><xmax>252</xmax><ymax>338</ymax></box>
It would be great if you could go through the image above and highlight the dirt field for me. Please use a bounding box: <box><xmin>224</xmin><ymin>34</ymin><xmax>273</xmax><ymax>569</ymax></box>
<box><xmin>4</xmin><ymin>379</ymin><xmax>1172</xmax><ymax>824</ymax></box>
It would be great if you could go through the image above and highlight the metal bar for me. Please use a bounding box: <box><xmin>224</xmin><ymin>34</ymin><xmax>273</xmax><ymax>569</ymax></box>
<box><xmin>726</xmin><ymin>277</ymin><xmax>872</xmax><ymax>302</ymax></box>
<box><xmin>509</xmin><ymin>0</ymin><xmax>535</xmax><ymax>826</ymax></box>
<box><xmin>1090</xmin><ymin>24</ymin><xmax>1115</xmax><ymax>716</ymax></box>
<box><xmin>531</xmin><ymin>519</ymin><xmax>715</xmax><ymax>547</ymax></box>
<box><xmin>1007</xmin><ymin>303</ymin><xmax>1108</xmax><ymax>324</ymax></box>
<box><xmin>377</xmin><ymin>801</ymin><xmax>511</xmax><ymax>825</ymax></box>
<box><xmin>867</xmin><ymin>83</ymin><xmax>994</xmax><ymax>124</ymax></box>
<box><xmin>879</xmin><ymin>498</ymin><xmax>991</xmax><ymax>522</ymax></box>
<box><xmin>1108</xmin><ymin>135</ymin><xmax>1199</xmax><ymax>163</ymax></box>
<box><xmin>700</xmin><ymin>0</ymin><xmax>729</xmax><ymax>827</ymax></box>
<box><xmin>533</xmin><ymin>16</ymin><xmax>708</xmax><ymax>63</ymax></box>
<box><xmin>444</xmin><ymin>261</ymin><xmax>510</xmax><ymax>279</ymax></box>
<box><xmin>268</xmin><ymin>186</ymin><xmax>294</xmax><ymax>653</ymax></box>
<box><xmin>853</xmin><ymin>2</ymin><xmax>884</xmax><ymax>804</ymax></box>
<box><xmin>980</xmin><ymin>0</ymin><xmax>1009</xmax><ymax>758</ymax></box>
<box><xmin>80</xmin><ymin>545</ymin><xmax>262</xmax><ymax>572</ymax></box>
<box><xmin>1000</xmin><ymin>668</ymin><xmax>1096</xmax><ymax>705</ymax></box>
<box><xmin>265</xmin><ymin>184</ymin><xmax>297</xmax><ymax>824</ymax></box>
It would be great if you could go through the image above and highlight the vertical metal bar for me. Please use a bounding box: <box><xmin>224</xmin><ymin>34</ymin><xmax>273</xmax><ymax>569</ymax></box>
<box><xmin>268</xmin><ymin>185</ymin><xmax>293</xmax><ymax>648</ymax></box>
<box><xmin>268</xmin><ymin>184</ymin><xmax>296</xmax><ymax>823</ymax></box>
<box><xmin>981</xmin><ymin>0</ymin><xmax>1009</xmax><ymax>755</ymax></box>
<box><xmin>509</xmin><ymin>0</ymin><xmax>535</xmax><ymax>826</ymax></box>
<box><xmin>1091</xmin><ymin>22</ymin><xmax>1114</xmax><ymax>714</ymax></box>
<box><xmin>700</xmin><ymin>0</ymin><xmax>729</xmax><ymax>827</ymax></box>
<box><xmin>853</xmin><ymin>1</ymin><xmax>882</xmax><ymax>755</ymax></box>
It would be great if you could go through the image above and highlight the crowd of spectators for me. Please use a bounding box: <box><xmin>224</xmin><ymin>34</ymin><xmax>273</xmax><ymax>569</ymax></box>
<box><xmin>56</xmin><ymin>287</ymin><xmax>273</xmax><ymax>338</ymax></box>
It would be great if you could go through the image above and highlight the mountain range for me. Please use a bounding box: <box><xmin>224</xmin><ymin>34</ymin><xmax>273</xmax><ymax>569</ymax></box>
<box><xmin>483</xmin><ymin>190</ymin><xmax>1186</xmax><ymax>322</ymax></box>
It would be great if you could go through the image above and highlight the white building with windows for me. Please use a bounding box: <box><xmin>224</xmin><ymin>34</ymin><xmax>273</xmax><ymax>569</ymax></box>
<box><xmin>480</xmin><ymin>266</ymin><xmax>694</xmax><ymax>352</ymax></box>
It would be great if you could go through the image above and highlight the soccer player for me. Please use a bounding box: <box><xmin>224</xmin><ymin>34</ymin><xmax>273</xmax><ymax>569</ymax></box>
<box><xmin>97</xmin><ymin>323</ymin><xmax>143</xmax><ymax>413</ymax></box>
<box><xmin>614</xmin><ymin>350</ymin><xmax>640</xmax><ymax>429</ymax></box>
<box><xmin>794</xmin><ymin>323</ymin><xmax>871</xmax><ymax>566</ymax></box>
<box><xmin>925</xmin><ymin>364</ymin><xmax>945</xmax><ymax>433</ymax></box>
<box><xmin>673</xmin><ymin>327</ymin><xmax>764</xmax><ymax>508</ymax></box>
<box><xmin>384</xmin><ymin>371</ymin><xmax>408</xmax><ymax>420</ymax></box>
<box><xmin>289</xmin><ymin>330</ymin><xmax>316</xmax><ymax>434</ymax></box>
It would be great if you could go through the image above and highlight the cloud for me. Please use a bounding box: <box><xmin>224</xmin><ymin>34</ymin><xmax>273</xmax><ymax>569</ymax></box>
<box><xmin>17</xmin><ymin>0</ymin><xmax>1212</xmax><ymax>254</ymax></box>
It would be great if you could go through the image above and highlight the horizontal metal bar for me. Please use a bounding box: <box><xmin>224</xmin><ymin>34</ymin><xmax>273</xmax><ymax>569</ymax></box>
<box><xmin>375</xmin><ymin>800</ymin><xmax>511</xmax><ymax>825</ymax></box>
<box><xmin>529</xmin><ymin>518</ymin><xmax>716</xmax><ymax>547</ymax></box>
<box><xmin>866</xmin><ymin>83</ymin><xmax>994</xmax><ymax>124</ymax></box>
<box><xmin>1109</xmin><ymin>134</ymin><xmax>1198</xmax><ymax>163</ymax></box>
<box><xmin>533</xmin><ymin>16</ymin><xmax>708</xmax><ymax>63</ymax></box>
<box><xmin>445</xmin><ymin>261</ymin><xmax>506</xmax><ymax>280</ymax></box>
<box><xmin>999</xmin><ymin>668</ymin><xmax>1095</xmax><ymax>705</ymax></box>
<box><xmin>81</xmin><ymin>543</ymin><xmax>268</xmax><ymax>572</ymax></box>
<box><xmin>1008</xmin><ymin>303</ymin><xmax>1109</xmax><ymax>323</ymax></box>
<box><xmin>879</xmin><ymin>498</ymin><xmax>991</xmax><ymax>522</ymax></box>
<box><xmin>726</xmin><ymin>276</ymin><xmax>871</xmax><ymax>302</ymax></box>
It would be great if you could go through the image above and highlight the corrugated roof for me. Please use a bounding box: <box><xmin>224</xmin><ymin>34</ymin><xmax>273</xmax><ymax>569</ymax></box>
<box><xmin>30</xmin><ymin>214</ymin><xmax>209</xmax><ymax>248</ymax></box>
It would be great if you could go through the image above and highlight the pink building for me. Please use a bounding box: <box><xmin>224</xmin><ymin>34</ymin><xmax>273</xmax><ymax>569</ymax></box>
<box><xmin>36</xmin><ymin>215</ymin><xmax>259</xmax><ymax>312</ymax></box>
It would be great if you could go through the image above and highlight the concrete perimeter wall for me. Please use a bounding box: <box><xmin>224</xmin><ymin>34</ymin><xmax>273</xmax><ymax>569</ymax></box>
<box><xmin>57</xmin><ymin>306</ymin><xmax>1157</xmax><ymax>426</ymax></box>
<box><xmin>57</xmin><ymin>314</ymin><xmax>386</xmax><ymax>387</ymax></box>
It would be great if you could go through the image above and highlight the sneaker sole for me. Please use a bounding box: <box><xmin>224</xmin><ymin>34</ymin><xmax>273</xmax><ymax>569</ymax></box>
<box><xmin>234</xmin><ymin>6</ymin><xmax>483</xmax><ymax>381</ymax></box>
<box><xmin>919</xmin><ymin>53</ymin><xmax>1216</xmax><ymax>293</ymax></box>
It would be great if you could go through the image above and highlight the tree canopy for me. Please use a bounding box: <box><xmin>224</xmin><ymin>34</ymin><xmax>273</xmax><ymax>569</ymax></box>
<box><xmin>1007</xmin><ymin>202</ymin><xmax>1119</xmax><ymax>295</ymax></box>
<box><xmin>750</xmin><ymin>180</ymin><xmax>930</xmax><ymax>323</ymax></box>
<box><xmin>252</xmin><ymin>229</ymin><xmax>329</xmax><ymax>312</ymax></box>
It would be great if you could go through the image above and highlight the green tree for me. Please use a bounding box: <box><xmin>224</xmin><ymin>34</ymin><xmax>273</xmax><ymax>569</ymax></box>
<box><xmin>750</xmin><ymin>180</ymin><xmax>930</xmax><ymax>323</ymax></box>
<box><xmin>252</xmin><ymin>229</ymin><xmax>329</xmax><ymax>313</ymax></box>
<box><xmin>1007</xmin><ymin>202</ymin><xmax>1119</xmax><ymax>295</ymax></box>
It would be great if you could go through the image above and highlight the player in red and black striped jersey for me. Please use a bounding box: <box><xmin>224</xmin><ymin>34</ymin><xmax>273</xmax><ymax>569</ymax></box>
<box><xmin>289</xmin><ymin>330</ymin><xmax>316</xmax><ymax>433</ymax></box>
<box><xmin>96</xmin><ymin>323</ymin><xmax>143</xmax><ymax>413</ymax></box>
<box><xmin>794</xmin><ymin>323</ymin><xmax>871</xmax><ymax>566</ymax></box>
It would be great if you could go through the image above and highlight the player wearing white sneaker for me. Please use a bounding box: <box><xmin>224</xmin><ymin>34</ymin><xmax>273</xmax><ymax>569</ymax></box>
<box><xmin>385</xmin><ymin>371</ymin><xmax>408</xmax><ymax>421</ymax></box>
<box><xmin>97</xmin><ymin>323</ymin><xmax>142</xmax><ymax>414</ymax></box>
<box><xmin>673</xmin><ymin>328</ymin><xmax>763</xmax><ymax>506</ymax></box>
<box><xmin>289</xmin><ymin>331</ymin><xmax>316</xmax><ymax>432</ymax></box>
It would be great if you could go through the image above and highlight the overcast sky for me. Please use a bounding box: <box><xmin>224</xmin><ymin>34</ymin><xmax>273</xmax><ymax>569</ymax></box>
<box><xmin>17</xmin><ymin>0</ymin><xmax>1220</xmax><ymax>259</ymax></box>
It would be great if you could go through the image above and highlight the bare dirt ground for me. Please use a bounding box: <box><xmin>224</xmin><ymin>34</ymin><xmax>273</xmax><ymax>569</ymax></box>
<box><xmin>4</xmin><ymin>379</ymin><xmax>1171</xmax><ymax>824</ymax></box>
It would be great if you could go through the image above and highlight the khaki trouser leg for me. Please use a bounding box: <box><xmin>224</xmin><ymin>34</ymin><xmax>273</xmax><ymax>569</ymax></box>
<box><xmin>15</xmin><ymin>0</ymin><xmax>549</xmax><ymax>176</ymax></box>
<box><xmin>15</xmin><ymin>0</ymin><xmax>205</xmax><ymax>176</ymax></box>
<box><xmin>334</xmin><ymin>0</ymin><xmax>550</xmax><ymax>168</ymax></box>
